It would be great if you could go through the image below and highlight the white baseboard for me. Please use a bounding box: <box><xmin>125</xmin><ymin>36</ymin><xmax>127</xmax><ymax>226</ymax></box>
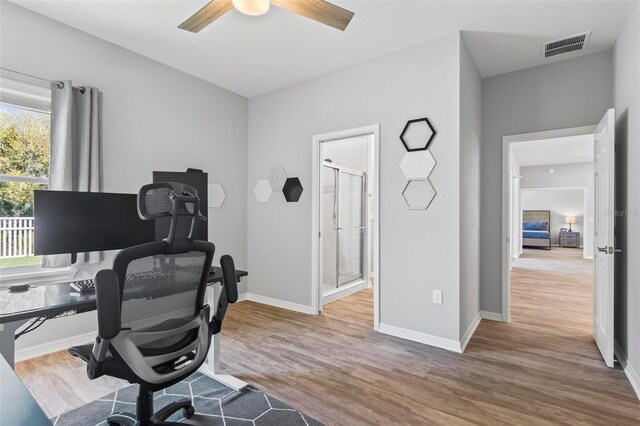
<box><xmin>15</xmin><ymin>331</ymin><xmax>95</xmax><ymax>362</ymax></box>
<box><xmin>236</xmin><ymin>293</ymin><xmax>248</xmax><ymax>302</ymax></box>
<box><xmin>245</xmin><ymin>293</ymin><xmax>316</xmax><ymax>315</ymax></box>
<box><xmin>378</xmin><ymin>323</ymin><xmax>462</xmax><ymax>353</ymax></box>
<box><xmin>322</xmin><ymin>280</ymin><xmax>369</xmax><ymax>305</ymax></box>
<box><xmin>460</xmin><ymin>312</ymin><xmax>481</xmax><ymax>353</ymax></box>
<box><xmin>480</xmin><ymin>310</ymin><xmax>503</xmax><ymax>322</ymax></box>
<box><xmin>615</xmin><ymin>341</ymin><xmax>640</xmax><ymax>401</ymax></box>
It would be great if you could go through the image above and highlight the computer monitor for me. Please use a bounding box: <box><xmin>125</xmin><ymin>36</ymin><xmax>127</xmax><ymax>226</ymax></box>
<box><xmin>33</xmin><ymin>190</ymin><xmax>155</xmax><ymax>256</ymax></box>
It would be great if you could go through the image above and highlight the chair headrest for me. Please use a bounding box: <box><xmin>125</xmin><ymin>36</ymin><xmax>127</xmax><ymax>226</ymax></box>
<box><xmin>137</xmin><ymin>182</ymin><xmax>206</xmax><ymax>254</ymax></box>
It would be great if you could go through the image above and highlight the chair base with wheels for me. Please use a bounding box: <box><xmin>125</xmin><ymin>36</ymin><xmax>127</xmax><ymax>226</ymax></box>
<box><xmin>69</xmin><ymin>343</ymin><xmax>197</xmax><ymax>426</ymax></box>
<box><xmin>107</xmin><ymin>386</ymin><xmax>194</xmax><ymax>426</ymax></box>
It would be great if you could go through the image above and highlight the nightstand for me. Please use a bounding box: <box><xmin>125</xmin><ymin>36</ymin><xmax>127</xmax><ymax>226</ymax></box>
<box><xmin>560</xmin><ymin>231</ymin><xmax>580</xmax><ymax>248</ymax></box>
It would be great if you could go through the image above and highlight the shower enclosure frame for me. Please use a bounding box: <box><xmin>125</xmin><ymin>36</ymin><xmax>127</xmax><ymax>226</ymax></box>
<box><xmin>311</xmin><ymin>124</ymin><xmax>380</xmax><ymax>331</ymax></box>
<box><xmin>322</xmin><ymin>161</ymin><xmax>367</xmax><ymax>290</ymax></box>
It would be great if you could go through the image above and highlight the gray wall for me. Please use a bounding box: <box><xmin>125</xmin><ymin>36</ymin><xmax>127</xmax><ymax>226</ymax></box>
<box><xmin>480</xmin><ymin>51</ymin><xmax>613</xmax><ymax>314</ymax></box>
<box><xmin>459</xmin><ymin>38</ymin><xmax>481</xmax><ymax>336</ymax></box>
<box><xmin>248</xmin><ymin>33</ymin><xmax>463</xmax><ymax>340</ymax></box>
<box><xmin>613</xmin><ymin>0</ymin><xmax>640</xmax><ymax>392</ymax></box>
<box><xmin>1</xmin><ymin>3</ymin><xmax>248</xmax><ymax>352</ymax></box>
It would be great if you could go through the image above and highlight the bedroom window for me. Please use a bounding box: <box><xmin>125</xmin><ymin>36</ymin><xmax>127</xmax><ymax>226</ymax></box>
<box><xmin>0</xmin><ymin>101</ymin><xmax>51</xmax><ymax>268</ymax></box>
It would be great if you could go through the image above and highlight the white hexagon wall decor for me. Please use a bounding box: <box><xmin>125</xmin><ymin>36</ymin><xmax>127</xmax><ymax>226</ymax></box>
<box><xmin>254</xmin><ymin>179</ymin><xmax>272</xmax><ymax>203</ymax></box>
<box><xmin>402</xmin><ymin>179</ymin><xmax>436</xmax><ymax>210</ymax></box>
<box><xmin>268</xmin><ymin>166</ymin><xmax>287</xmax><ymax>191</ymax></box>
<box><xmin>400</xmin><ymin>151</ymin><xmax>436</xmax><ymax>180</ymax></box>
<box><xmin>207</xmin><ymin>183</ymin><xmax>226</xmax><ymax>208</ymax></box>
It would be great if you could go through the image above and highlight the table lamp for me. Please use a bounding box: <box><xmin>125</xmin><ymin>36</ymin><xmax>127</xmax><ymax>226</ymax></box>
<box><xmin>566</xmin><ymin>216</ymin><xmax>576</xmax><ymax>232</ymax></box>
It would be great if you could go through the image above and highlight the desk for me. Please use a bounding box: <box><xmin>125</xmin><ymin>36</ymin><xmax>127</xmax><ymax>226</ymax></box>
<box><xmin>0</xmin><ymin>354</ymin><xmax>51</xmax><ymax>425</ymax></box>
<box><xmin>0</xmin><ymin>267</ymin><xmax>247</xmax><ymax>374</ymax></box>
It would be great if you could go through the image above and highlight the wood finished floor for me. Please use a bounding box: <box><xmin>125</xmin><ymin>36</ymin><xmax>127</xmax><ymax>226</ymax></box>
<box><xmin>16</xmin><ymin>247</ymin><xmax>640</xmax><ymax>424</ymax></box>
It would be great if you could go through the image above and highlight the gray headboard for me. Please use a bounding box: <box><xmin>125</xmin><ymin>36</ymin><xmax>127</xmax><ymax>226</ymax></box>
<box><xmin>523</xmin><ymin>210</ymin><xmax>550</xmax><ymax>230</ymax></box>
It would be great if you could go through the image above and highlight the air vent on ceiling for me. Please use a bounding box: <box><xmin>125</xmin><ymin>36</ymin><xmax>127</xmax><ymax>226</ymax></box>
<box><xmin>543</xmin><ymin>31</ymin><xmax>591</xmax><ymax>58</ymax></box>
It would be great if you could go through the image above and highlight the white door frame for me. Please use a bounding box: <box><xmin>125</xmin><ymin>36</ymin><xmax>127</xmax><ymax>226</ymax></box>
<box><xmin>510</xmin><ymin>168</ymin><xmax>521</xmax><ymax>260</ymax></box>
<box><xmin>311</xmin><ymin>124</ymin><xmax>380</xmax><ymax>330</ymax></box>
<box><xmin>501</xmin><ymin>125</ymin><xmax>595</xmax><ymax>322</ymax></box>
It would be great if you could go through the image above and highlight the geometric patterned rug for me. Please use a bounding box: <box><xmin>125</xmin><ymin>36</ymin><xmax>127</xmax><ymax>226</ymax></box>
<box><xmin>52</xmin><ymin>372</ymin><xmax>323</xmax><ymax>426</ymax></box>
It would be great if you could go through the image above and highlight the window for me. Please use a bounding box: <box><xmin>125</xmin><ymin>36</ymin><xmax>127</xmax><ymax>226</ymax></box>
<box><xmin>0</xmin><ymin>102</ymin><xmax>50</xmax><ymax>268</ymax></box>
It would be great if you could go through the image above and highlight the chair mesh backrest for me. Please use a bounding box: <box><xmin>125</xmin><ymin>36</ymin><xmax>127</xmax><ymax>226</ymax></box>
<box><xmin>144</xmin><ymin>187</ymin><xmax>173</xmax><ymax>216</ymax></box>
<box><xmin>120</xmin><ymin>251</ymin><xmax>207</xmax><ymax>348</ymax></box>
<box><xmin>142</xmin><ymin>186</ymin><xmax>197</xmax><ymax>217</ymax></box>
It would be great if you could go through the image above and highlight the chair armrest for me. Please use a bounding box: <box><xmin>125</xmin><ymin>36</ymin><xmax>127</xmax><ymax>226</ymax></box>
<box><xmin>211</xmin><ymin>255</ymin><xmax>238</xmax><ymax>334</ymax></box>
<box><xmin>95</xmin><ymin>269</ymin><xmax>121</xmax><ymax>340</ymax></box>
<box><xmin>220</xmin><ymin>255</ymin><xmax>238</xmax><ymax>303</ymax></box>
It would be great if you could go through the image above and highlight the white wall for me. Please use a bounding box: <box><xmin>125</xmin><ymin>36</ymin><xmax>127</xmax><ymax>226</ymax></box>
<box><xmin>521</xmin><ymin>188</ymin><xmax>585</xmax><ymax>243</ymax></box>
<box><xmin>247</xmin><ymin>33</ymin><xmax>464</xmax><ymax>344</ymax></box>
<box><xmin>1</xmin><ymin>3</ymin><xmax>248</xmax><ymax>353</ymax></box>
<box><xmin>481</xmin><ymin>51</ymin><xmax>613</xmax><ymax>315</ymax></box>
<box><xmin>459</xmin><ymin>37</ymin><xmax>481</xmax><ymax>339</ymax></box>
<box><xmin>520</xmin><ymin>162</ymin><xmax>594</xmax><ymax>256</ymax></box>
<box><xmin>612</xmin><ymin>0</ymin><xmax>640</xmax><ymax>399</ymax></box>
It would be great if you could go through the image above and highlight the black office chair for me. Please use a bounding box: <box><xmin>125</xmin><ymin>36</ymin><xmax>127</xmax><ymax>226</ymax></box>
<box><xmin>69</xmin><ymin>182</ymin><xmax>239</xmax><ymax>426</ymax></box>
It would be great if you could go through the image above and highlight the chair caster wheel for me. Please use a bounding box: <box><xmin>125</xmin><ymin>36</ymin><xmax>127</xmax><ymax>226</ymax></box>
<box><xmin>183</xmin><ymin>405</ymin><xmax>195</xmax><ymax>418</ymax></box>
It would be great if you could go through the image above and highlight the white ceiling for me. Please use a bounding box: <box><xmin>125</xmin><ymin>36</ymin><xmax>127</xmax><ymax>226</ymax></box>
<box><xmin>8</xmin><ymin>1</ymin><xmax>632</xmax><ymax>97</ymax></box>
<box><xmin>512</xmin><ymin>134</ymin><xmax>594</xmax><ymax>167</ymax></box>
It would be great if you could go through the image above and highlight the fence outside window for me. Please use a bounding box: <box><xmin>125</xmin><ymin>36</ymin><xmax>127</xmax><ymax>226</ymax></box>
<box><xmin>0</xmin><ymin>217</ymin><xmax>34</xmax><ymax>258</ymax></box>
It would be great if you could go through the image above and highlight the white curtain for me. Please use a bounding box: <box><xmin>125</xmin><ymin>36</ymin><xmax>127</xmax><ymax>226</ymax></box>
<box><xmin>43</xmin><ymin>81</ymin><xmax>102</xmax><ymax>267</ymax></box>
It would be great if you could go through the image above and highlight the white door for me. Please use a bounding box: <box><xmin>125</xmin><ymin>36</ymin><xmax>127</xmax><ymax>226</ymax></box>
<box><xmin>593</xmin><ymin>108</ymin><xmax>615</xmax><ymax>368</ymax></box>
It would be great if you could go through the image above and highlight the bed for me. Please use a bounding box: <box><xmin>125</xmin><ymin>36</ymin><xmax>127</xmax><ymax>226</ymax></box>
<box><xmin>522</xmin><ymin>210</ymin><xmax>551</xmax><ymax>250</ymax></box>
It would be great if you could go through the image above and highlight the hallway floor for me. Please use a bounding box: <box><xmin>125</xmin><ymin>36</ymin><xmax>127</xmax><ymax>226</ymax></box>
<box><xmin>16</xmin><ymin>248</ymin><xmax>640</xmax><ymax>424</ymax></box>
<box><xmin>511</xmin><ymin>247</ymin><xmax>593</xmax><ymax>333</ymax></box>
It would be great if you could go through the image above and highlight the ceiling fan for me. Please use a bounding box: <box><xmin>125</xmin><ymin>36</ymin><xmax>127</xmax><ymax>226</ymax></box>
<box><xmin>178</xmin><ymin>0</ymin><xmax>355</xmax><ymax>33</ymax></box>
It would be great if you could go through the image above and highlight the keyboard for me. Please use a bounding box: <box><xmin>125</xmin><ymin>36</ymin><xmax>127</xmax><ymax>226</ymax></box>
<box><xmin>69</xmin><ymin>279</ymin><xmax>95</xmax><ymax>294</ymax></box>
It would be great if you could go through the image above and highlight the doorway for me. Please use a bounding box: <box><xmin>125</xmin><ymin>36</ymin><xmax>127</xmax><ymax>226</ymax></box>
<box><xmin>501</xmin><ymin>110</ymin><xmax>616</xmax><ymax>367</ymax></box>
<box><xmin>311</xmin><ymin>125</ymin><xmax>380</xmax><ymax>328</ymax></box>
<box><xmin>321</xmin><ymin>161</ymin><xmax>366</xmax><ymax>299</ymax></box>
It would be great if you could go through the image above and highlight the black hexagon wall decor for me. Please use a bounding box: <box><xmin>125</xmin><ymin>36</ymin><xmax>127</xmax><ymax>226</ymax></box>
<box><xmin>400</xmin><ymin>117</ymin><xmax>437</xmax><ymax>151</ymax></box>
<box><xmin>282</xmin><ymin>177</ymin><xmax>303</xmax><ymax>202</ymax></box>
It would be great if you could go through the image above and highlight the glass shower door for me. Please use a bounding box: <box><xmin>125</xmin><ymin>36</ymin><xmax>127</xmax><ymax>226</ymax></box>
<box><xmin>337</xmin><ymin>169</ymin><xmax>365</xmax><ymax>286</ymax></box>
<box><xmin>322</xmin><ymin>166</ymin><xmax>338</xmax><ymax>289</ymax></box>
<box><xmin>322</xmin><ymin>163</ymin><xmax>366</xmax><ymax>291</ymax></box>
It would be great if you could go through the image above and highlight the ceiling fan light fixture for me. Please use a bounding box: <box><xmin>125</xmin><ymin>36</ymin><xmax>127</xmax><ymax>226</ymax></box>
<box><xmin>232</xmin><ymin>0</ymin><xmax>270</xmax><ymax>16</ymax></box>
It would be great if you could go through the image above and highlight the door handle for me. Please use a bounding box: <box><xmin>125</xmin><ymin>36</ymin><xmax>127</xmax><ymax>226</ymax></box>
<box><xmin>597</xmin><ymin>246</ymin><xmax>608</xmax><ymax>253</ymax></box>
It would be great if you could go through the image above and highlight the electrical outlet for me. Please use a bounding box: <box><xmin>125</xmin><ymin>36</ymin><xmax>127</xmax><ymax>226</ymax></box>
<box><xmin>433</xmin><ymin>290</ymin><xmax>443</xmax><ymax>305</ymax></box>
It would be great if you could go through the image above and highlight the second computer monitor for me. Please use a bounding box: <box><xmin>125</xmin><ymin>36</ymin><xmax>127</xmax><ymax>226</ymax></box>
<box><xmin>152</xmin><ymin>170</ymin><xmax>208</xmax><ymax>242</ymax></box>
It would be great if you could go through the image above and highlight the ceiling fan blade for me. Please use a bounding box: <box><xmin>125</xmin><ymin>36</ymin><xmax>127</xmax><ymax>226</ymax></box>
<box><xmin>271</xmin><ymin>0</ymin><xmax>354</xmax><ymax>31</ymax></box>
<box><xmin>178</xmin><ymin>0</ymin><xmax>234</xmax><ymax>33</ymax></box>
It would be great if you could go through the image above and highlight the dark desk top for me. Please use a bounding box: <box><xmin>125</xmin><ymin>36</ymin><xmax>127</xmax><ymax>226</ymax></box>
<box><xmin>0</xmin><ymin>355</ymin><xmax>51</xmax><ymax>425</ymax></box>
<box><xmin>0</xmin><ymin>267</ymin><xmax>247</xmax><ymax>325</ymax></box>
